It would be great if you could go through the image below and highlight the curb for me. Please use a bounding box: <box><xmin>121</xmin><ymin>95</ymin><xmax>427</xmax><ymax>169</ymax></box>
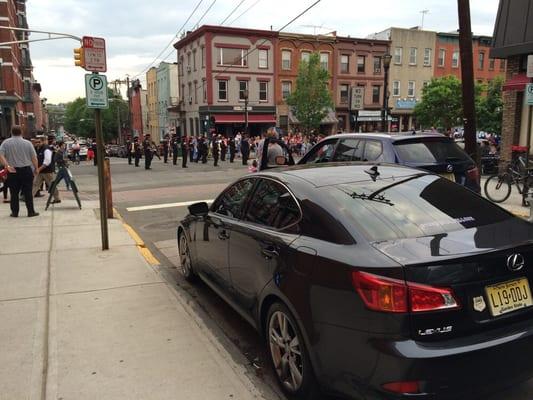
<box><xmin>114</xmin><ymin>207</ymin><xmax>161</xmax><ymax>266</ymax></box>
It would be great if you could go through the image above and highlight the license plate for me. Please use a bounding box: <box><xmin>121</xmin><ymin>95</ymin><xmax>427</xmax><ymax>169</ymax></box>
<box><xmin>485</xmin><ymin>278</ymin><xmax>533</xmax><ymax>317</ymax></box>
<box><xmin>439</xmin><ymin>173</ymin><xmax>455</xmax><ymax>181</ymax></box>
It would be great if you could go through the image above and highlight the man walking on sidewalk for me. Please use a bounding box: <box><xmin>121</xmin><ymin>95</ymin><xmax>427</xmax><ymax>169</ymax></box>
<box><xmin>33</xmin><ymin>135</ymin><xmax>60</xmax><ymax>204</ymax></box>
<box><xmin>0</xmin><ymin>125</ymin><xmax>39</xmax><ymax>217</ymax></box>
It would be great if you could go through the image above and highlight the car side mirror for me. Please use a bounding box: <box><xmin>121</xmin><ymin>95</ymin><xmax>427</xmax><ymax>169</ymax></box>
<box><xmin>188</xmin><ymin>202</ymin><xmax>209</xmax><ymax>217</ymax></box>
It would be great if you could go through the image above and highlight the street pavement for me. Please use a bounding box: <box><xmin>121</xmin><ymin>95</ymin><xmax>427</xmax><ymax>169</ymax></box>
<box><xmin>3</xmin><ymin>156</ymin><xmax>533</xmax><ymax>400</ymax></box>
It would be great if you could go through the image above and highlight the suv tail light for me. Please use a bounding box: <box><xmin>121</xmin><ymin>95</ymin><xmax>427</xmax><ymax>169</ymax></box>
<box><xmin>382</xmin><ymin>381</ymin><xmax>421</xmax><ymax>394</ymax></box>
<box><xmin>352</xmin><ymin>271</ymin><xmax>461</xmax><ymax>313</ymax></box>
<box><xmin>466</xmin><ymin>166</ymin><xmax>480</xmax><ymax>183</ymax></box>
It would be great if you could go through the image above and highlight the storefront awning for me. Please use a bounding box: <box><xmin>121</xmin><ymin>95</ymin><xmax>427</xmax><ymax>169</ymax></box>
<box><xmin>503</xmin><ymin>74</ymin><xmax>531</xmax><ymax>92</ymax></box>
<box><xmin>288</xmin><ymin>110</ymin><xmax>338</xmax><ymax>125</ymax></box>
<box><xmin>213</xmin><ymin>114</ymin><xmax>276</xmax><ymax>124</ymax></box>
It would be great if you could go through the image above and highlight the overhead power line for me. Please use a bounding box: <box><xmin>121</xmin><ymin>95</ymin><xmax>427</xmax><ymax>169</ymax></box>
<box><xmin>229</xmin><ymin>0</ymin><xmax>262</xmax><ymax>25</ymax></box>
<box><xmin>132</xmin><ymin>0</ymin><xmax>205</xmax><ymax>78</ymax></box>
<box><xmin>194</xmin><ymin>0</ymin><xmax>218</xmax><ymax>30</ymax></box>
<box><xmin>220</xmin><ymin>0</ymin><xmax>247</xmax><ymax>25</ymax></box>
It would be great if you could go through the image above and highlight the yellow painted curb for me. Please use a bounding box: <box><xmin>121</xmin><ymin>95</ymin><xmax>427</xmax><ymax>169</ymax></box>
<box><xmin>116</xmin><ymin>208</ymin><xmax>160</xmax><ymax>266</ymax></box>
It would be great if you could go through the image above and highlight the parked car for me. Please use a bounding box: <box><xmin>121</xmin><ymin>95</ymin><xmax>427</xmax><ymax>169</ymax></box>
<box><xmin>178</xmin><ymin>163</ymin><xmax>533</xmax><ymax>400</ymax></box>
<box><xmin>298</xmin><ymin>133</ymin><xmax>481</xmax><ymax>193</ymax></box>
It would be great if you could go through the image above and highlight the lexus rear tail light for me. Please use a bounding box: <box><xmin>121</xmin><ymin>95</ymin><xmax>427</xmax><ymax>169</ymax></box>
<box><xmin>467</xmin><ymin>166</ymin><xmax>480</xmax><ymax>183</ymax></box>
<box><xmin>382</xmin><ymin>381</ymin><xmax>421</xmax><ymax>394</ymax></box>
<box><xmin>352</xmin><ymin>271</ymin><xmax>460</xmax><ymax>313</ymax></box>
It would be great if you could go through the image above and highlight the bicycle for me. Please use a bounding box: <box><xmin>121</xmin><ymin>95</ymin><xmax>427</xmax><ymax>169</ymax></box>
<box><xmin>484</xmin><ymin>150</ymin><xmax>533</xmax><ymax>205</ymax></box>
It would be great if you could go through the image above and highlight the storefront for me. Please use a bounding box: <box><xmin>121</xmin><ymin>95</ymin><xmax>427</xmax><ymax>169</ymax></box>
<box><xmin>287</xmin><ymin>110</ymin><xmax>338</xmax><ymax>135</ymax></box>
<box><xmin>354</xmin><ymin>110</ymin><xmax>391</xmax><ymax>133</ymax></box>
<box><xmin>199</xmin><ymin>105</ymin><xmax>277</xmax><ymax>137</ymax></box>
<box><xmin>390</xmin><ymin>99</ymin><xmax>418</xmax><ymax>132</ymax></box>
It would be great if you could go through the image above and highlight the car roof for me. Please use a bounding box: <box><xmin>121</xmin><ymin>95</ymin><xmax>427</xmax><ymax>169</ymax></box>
<box><xmin>259</xmin><ymin>163</ymin><xmax>427</xmax><ymax>188</ymax></box>
<box><xmin>322</xmin><ymin>132</ymin><xmax>447</xmax><ymax>142</ymax></box>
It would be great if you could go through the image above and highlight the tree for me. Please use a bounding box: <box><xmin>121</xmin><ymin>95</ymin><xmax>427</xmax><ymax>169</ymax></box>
<box><xmin>287</xmin><ymin>52</ymin><xmax>333</xmax><ymax>133</ymax></box>
<box><xmin>414</xmin><ymin>76</ymin><xmax>464</xmax><ymax>132</ymax></box>
<box><xmin>64</xmin><ymin>90</ymin><xmax>129</xmax><ymax>141</ymax></box>
<box><xmin>476</xmin><ymin>76</ymin><xmax>503</xmax><ymax>134</ymax></box>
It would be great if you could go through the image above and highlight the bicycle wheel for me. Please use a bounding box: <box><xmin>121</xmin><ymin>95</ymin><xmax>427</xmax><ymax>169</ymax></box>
<box><xmin>484</xmin><ymin>174</ymin><xmax>512</xmax><ymax>203</ymax></box>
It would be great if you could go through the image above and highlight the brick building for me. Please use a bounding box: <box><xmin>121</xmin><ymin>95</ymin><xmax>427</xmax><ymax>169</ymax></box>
<box><xmin>0</xmin><ymin>0</ymin><xmax>43</xmax><ymax>138</ymax></box>
<box><xmin>130</xmin><ymin>79</ymin><xmax>144</xmax><ymax>140</ymax></box>
<box><xmin>491</xmin><ymin>0</ymin><xmax>533</xmax><ymax>163</ymax></box>
<box><xmin>434</xmin><ymin>32</ymin><xmax>506</xmax><ymax>84</ymax></box>
<box><xmin>174</xmin><ymin>25</ymin><xmax>277</xmax><ymax>137</ymax></box>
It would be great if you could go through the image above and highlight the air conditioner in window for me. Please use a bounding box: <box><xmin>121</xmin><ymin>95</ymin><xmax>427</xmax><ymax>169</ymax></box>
<box><xmin>186</xmin><ymin>66</ymin><xmax>192</xmax><ymax>72</ymax></box>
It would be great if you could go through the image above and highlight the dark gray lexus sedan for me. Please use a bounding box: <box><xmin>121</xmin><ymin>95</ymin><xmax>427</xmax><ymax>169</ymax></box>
<box><xmin>177</xmin><ymin>163</ymin><xmax>533</xmax><ymax>399</ymax></box>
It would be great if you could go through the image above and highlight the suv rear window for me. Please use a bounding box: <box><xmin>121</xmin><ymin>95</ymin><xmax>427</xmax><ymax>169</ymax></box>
<box><xmin>327</xmin><ymin>174</ymin><xmax>511</xmax><ymax>242</ymax></box>
<box><xmin>394</xmin><ymin>139</ymin><xmax>470</xmax><ymax>164</ymax></box>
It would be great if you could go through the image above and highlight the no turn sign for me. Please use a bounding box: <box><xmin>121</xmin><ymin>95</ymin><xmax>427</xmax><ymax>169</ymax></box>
<box><xmin>85</xmin><ymin>74</ymin><xmax>109</xmax><ymax>109</ymax></box>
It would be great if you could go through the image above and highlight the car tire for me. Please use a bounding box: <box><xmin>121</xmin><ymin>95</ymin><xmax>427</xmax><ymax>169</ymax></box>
<box><xmin>178</xmin><ymin>232</ymin><xmax>197</xmax><ymax>282</ymax></box>
<box><xmin>266</xmin><ymin>302</ymin><xmax>320</xmax><ymax>400</ymax></box>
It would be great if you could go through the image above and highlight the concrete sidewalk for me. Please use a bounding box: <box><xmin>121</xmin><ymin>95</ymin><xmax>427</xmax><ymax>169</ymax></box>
<box><xmin>0</xmin><ymin>198</ymin><xmax>264</xmax><ymax>400</ymax></box>
<box><xmin>481</xmin><ymin>176</ymin><xmax>531</xmax><ymax>218</ymax></box>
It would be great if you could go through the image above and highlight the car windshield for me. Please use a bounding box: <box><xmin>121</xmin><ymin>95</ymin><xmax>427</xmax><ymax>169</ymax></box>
<box><xmin>394</xmin><ymin>139</ymin><xmax>470</xmax><ymax>164</ymax></box>
<box><xmin>326</xmin><ymin>174</ymin><xmax>512</xmax><ymax>242</ymax></box>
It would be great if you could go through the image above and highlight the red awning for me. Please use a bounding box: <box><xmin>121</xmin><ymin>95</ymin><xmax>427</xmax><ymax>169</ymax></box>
<box><xmin>213</xmin><ymin>114</ymin><xmax>276</xmax><ymax>124</ymax></box>
<box><xmin>503</xmin><ymin>74</ymin><xmax>531</xmax><ymax>92</ymax></box>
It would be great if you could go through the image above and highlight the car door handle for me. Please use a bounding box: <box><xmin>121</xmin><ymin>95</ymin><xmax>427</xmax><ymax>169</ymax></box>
<box><xmin>218</xmin><ymin>230</ymin><xmax>230</xmax><ymax>240</ymax></box>
<box><xmin>261</xmin><ymin>245</ymin><xmax>279</xmax><ymax>259</ymax></box>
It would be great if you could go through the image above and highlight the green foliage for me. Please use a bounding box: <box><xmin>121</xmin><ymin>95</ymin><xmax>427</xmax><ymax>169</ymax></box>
<box><xmin>476</xmin><ymin>76</ymin><xmax>503</xmax><ymax>134</ymax></box>
<box><xmin>415</xmin><ymin>75</ymin><xmax>503</xmax><ymax>133</ymax></box>
<box><xmin>414</xmin><ymin>76</ymin><xmax>463</xmax><ymax>131</ymax></box>
<box><xmin>64</xmin><ymin>90</ymin><xmax>129</xmax><ymax>142</ymax></box>
<box><xmin>287</xmin><ymin>52</ymin><xmax>333</xmax><ymax>133</ymax></box>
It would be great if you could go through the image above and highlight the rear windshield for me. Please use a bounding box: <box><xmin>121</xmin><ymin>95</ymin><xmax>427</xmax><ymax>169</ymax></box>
<box><xmin>394</xmin><ymin>139</ymin><xmax>470</xmax><ymax>164</ymax></box>
<box><xmin>327</xmin><ymin>174</ymin><xmax>512</xmax><ymax>242</ymax></box>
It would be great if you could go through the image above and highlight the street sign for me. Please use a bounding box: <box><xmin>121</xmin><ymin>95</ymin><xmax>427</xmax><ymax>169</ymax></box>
<box><xmin>82</xmin><ymin>36</ymin><xmax>107</xmax><ymax>73</ymax></box>
<box><xmin>85</xmin><ymin>74</ymin><xmax>109</xmax><ymax>109</ymax></box>
<box><xmin>527</xmin><ymin>84</ymin><xmax>533</xmax><ymax>105</ymax></box>
<box><xmin>233</xmin><ymin>106</ymin><xmax>252</xmax><ymax>111</ymax></box>
<box><xmin>528</xmin><ymin>55</ymin><xmax>533</xmax><ymax>78</ymax></box>
<box><xmin>351</xmin><ymin>87</ymin><xmax>364</xmax><ymax>111</ymax></box>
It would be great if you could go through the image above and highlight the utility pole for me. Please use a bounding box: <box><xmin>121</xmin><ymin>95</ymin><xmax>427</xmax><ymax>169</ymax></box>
<box><xmin>94</xmin><ymin>106</ymin><xmax>109</xmax><ymax>250</ymax></box>
<box><xmin>458</xmin><ymin>0</ymin><xmax>478</xmax><ymax>164</ymax></box>
<box><xmin>126</xmin><ymin>76</ymin><xmax>131</xmax><ymax>143</ymax></box>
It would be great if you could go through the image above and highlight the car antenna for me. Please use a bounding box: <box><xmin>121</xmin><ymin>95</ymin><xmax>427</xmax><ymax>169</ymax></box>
<box><xmin>364</xmin><ymin>165</ymin><xmax>380</xmax><ymax>182</ymax></box>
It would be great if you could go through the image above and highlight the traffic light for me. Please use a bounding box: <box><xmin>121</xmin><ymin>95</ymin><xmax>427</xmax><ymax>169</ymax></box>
<box><xmin>73</xmin><ymin>47</ymin><xmax>85</xmax><ymax>68</ymax></box>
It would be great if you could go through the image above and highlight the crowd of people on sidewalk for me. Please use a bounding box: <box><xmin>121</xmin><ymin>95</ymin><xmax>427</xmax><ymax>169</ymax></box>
<box><xmin>0</xmin><ymin>126</ymin><xmax>73</xmax><ymax>218</ymax></box>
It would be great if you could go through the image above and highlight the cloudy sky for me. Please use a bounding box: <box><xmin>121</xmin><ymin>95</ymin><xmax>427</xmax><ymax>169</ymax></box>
<box><xmin>26</xmin><ymin>0</ymin><xmax>500</xmax><ymax>104</ymax></box>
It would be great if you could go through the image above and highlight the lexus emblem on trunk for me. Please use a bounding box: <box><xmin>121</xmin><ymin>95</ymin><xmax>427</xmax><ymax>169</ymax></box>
<box><xmin>507</xmin><ymin>254</ymin><xmax>525</xmax><ymax>272</ymax></box>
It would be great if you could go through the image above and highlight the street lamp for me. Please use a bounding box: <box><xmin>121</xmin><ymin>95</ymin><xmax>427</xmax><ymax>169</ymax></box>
<box><xmin>243</xmin><ymin>89</ymin><xmax>249</xmax><ymax>136</ymax></box>
<box><xmin>381</xmin><ymin>53</ymin><xmax>392</xmax><ymax>133</ymax></box>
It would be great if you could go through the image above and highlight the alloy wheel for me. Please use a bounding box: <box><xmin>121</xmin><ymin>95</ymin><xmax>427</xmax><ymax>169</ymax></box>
<box><xmin>179</xmin><ymin>234</ymin><xmax>192</xmax><ymax>278</ymax></box>
<box><xmin>268</xmin><ymin>310</ymin><xmax>304</xmax><ymax>392</ymax></box>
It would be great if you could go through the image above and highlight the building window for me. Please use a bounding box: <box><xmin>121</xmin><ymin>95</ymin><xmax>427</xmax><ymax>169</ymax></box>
<box><xmin>424</xmin><ymin>48</ymin><xmax>432</xmax><ymax>66</ymax></box>
<box><xmin>282</xmin><ymin>81</ymin><xmax>292</xmax><ymax>100</ymax></box>
<box><xmin>452</xmin><ymin>51</ymin><xmax>459</xmax><ymax>68</ymax></box>
<box><xmin>499</xmin><ymin>59</ymin><xmax>506</xmax><ymax>72</ymax></box>
<box><xmin>489</xmin><ymin>58</ymin><xmax>495</xmax><ymax>71</ymax></box>
<box><xmin>394</xmin><ymin>47</ymin><xmax>402</xmax><ymax>64</ymax></box>
<box><xmin>219</xmin><ymin>47</ymin><xmax>247</xmax><ymax>67</ymax></box>
<box><xmin>194</xmin><ymin>82</ymin><xmax>198</xmax><ymax>103</ymax></box>
<box><xmin>407</xmin><ymin>81</ymin><xmax>415</xmax><ymax>97</ymax></box>
<box><xmin>439</xmin><ymin>49</ymin><xmax>446</xmax><ymax>67</ymax></box>
<box><xmin>188</xmin><ymin>82</ymin><xmax>192</xmax><ymax>101</ymax></box>
<box><xmin>238</xmin><ymin>80</ymin><xmax>248</xmax><ymax>101</ymax></box>
<box><xmin>478</xmin><ymin>51</ymin><xmax>485</xmax><ymax>70</ymax></box>
<box><xmin>218</xmin><ymin>80</ymin><xmax>228</xmax><ymax>101</ymax></box>
<box><xmin>193</xmin><ymin>50</ymin><xmax>197</xmax><ymax>71</ymax></box>
<box><xmin>259</xmin><ymin>49</ymin><xmax>268</xmax><ymax>69</ymax></box>
<box><xmin>301</xmin><ymin>51</ymin><xmax>311</xmax><ymax>62</ymax></box>
<box><xmin>373</xmin><ymin>56</ymin><xmax>381</xmax><ymax>74</ymax></box>
<box><xmin>187</xmin><ymin>52</ymin><xmax>191</xmax><ymax>68</ymax></box>
<box><xmin>340</xmin><ymin>84</ymin><xmax>349</xmax><ymax>104</ymax></box>
<box><xmin>357</xmin><ymin>56</ymin><xmax>366</xmax><ymax>73</ymax></box>
<box><xmin>409</xmin><ymin>47</ymin><xmax>417</xmax><ymax>65</ymax></box>
<box><xmin>259</xmin><ymin>81</ymin><xmax>268</xmax><ymax>102</ymax></box>
<box><xmin>392</xmin><ymin>80</ymin><xmax>400</xmax><ymax>97</ymax></box>
<box><xmin>340</xmin><ymin>54</ymin><xmax>349</xmax><ymax>73</ymax></box>
<box><xmin>372</xmin><ymin>85</ymin><xmax>380</xmax><ymax>104</ymax></box>
<box><xmin>320</xmin><ymin>52</ymin><xmax>329</xmax><ymax>70</ymax></box>
<box><xmin>202</xmin><ymin>80</ymin><xmax>207</xmax><ymax>102</ymax></box>
<box><xmin>282</xmin><ymin>50</ymin><xmax>291</xmax><ymax>70</ymax></box>
<box><xmin>201</xmin><ymin>47</ymin><xmax>205</xmax><ymax>68</ymax></box>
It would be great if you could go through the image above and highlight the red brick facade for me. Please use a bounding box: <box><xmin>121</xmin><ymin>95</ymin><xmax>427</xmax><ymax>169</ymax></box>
<box><xmin>130</xmin><ymin>79</ymin><xmax>144</xmax><ymax>140</ymax></box>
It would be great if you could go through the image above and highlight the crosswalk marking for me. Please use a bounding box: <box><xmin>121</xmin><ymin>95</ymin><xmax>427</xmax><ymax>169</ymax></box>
<box><xmin>126</xmin><ymin>199</ymin><xmax>214</xmax><ymax>212</ymax></box>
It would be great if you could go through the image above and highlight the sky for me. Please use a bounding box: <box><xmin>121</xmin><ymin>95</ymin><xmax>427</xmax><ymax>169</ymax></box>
<box><xmin>26</xmin><ymin>0</ymin><xmax>500</xmax><ymax>104</ymax></box>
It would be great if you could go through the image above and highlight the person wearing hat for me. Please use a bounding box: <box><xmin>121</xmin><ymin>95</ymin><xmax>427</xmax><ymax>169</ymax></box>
<box><xmin>143</xmin><ymin>134</ymin><xmax>154</xmax><ymax>170</ymax></box>
<box><xmin>133</xmin><ymin>136</ymin><xmax>142</xmax><ymax>167</ymax></box>
<box><xmin>126</xmin><ymin>135</ymin><xmax>133</xmax><ymax>165</ymax></box>
<box><xmin>32</xmin><ymin>134</ymin><xmax>60</xmax><ymax>204</ymax></box>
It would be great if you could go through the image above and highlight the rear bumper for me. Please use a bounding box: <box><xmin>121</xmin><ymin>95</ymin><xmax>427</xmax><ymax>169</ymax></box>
<box><xmin>315</xmin><ymin>318</ymin><xmax>533</xmax><ymax>399</ymax></box>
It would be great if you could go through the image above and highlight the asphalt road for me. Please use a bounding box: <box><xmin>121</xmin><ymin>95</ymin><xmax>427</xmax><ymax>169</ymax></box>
<box><xmin>68</xmin><ymin>156</ymin><xmax>533</xmax><ymax>400</ymax></box>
